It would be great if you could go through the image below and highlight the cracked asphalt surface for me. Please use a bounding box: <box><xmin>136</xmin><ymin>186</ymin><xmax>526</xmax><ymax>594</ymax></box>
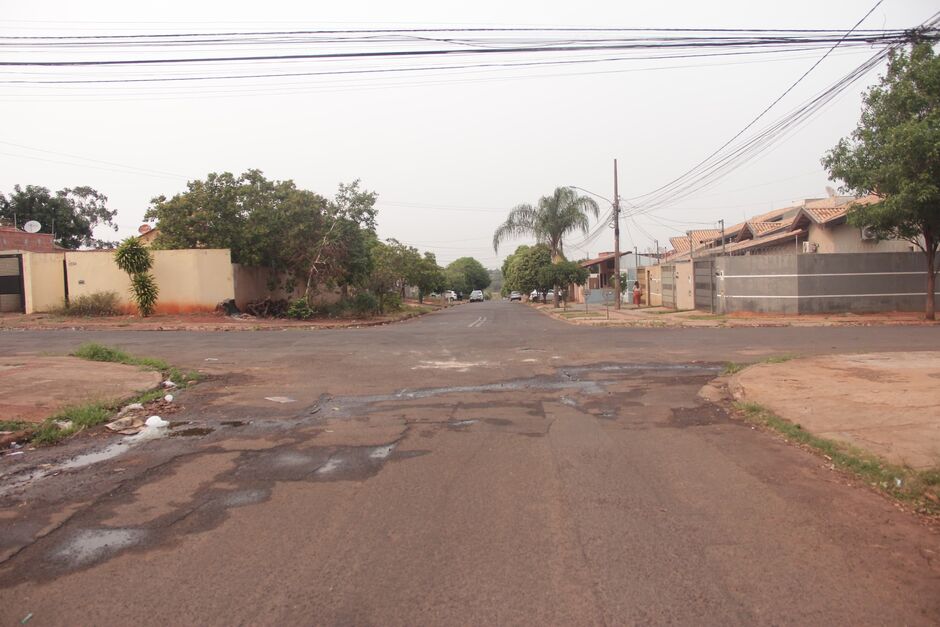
<box><xmin>1</xmin><ymin>301</ymin><xmax>939</xmax><ymax>625</ymax></box>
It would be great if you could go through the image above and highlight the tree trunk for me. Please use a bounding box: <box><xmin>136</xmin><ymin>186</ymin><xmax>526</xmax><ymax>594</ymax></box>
<box><xmin>926</xmin><ymin>233</ymin><xmax>937</xmax><ymax>321</ymax></box>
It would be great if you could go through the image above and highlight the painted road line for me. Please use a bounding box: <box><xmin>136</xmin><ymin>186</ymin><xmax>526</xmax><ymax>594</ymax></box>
<box><xmin>468</xmin><ymin>316</ymin><xmax>487</xmax><ymax>328</ymax></box>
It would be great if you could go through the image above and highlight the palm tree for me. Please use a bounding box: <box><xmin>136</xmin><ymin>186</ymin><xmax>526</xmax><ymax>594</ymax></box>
<box><xmin>493</xmin><ymin>187</ymin><xmax>600</xmax><ymax>306</ymax></box>
<box><xmin>492</xmin><ymin>187</ymin><xmax>600</xmax><ymax>261</ymax></box>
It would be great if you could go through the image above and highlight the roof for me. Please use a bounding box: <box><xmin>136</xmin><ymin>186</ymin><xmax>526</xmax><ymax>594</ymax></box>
<box><xmin>579</xmin><ymin>251</ymin><xmax>629</xmax><ymax>268</ymax></box>
<box><xmin>669</xmin><ymin>237</ymin><xmax>691</xmax><ymax>254</ymax></box>
<box><xmin>725</xmin><ymin>228</ymin><xmax>807</xmax><ymax>254</ymax></box>
<box><xmin>791</xmin><ymin>194</ymin><xmax>880</xmax><ymax>229</ymax></box>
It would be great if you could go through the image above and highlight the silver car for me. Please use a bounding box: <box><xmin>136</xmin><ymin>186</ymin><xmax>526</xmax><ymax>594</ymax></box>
<box><xmin>469</xmin><ymin>290</ymin><xmax>484</xmax><ymax>302</ymax></box>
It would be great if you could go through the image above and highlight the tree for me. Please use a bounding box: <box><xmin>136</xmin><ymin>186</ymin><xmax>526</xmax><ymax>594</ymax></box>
<box><xmin>413</xmin><ymin>252</ymin><xmax>446</xmax><ymax>302</ymax></box>
<box><xmin>546</xmin><ymin>260</ymin><xmax>590</xmax><ymax>306</ymax></box>
<box><xmin>0</xmin><ymin>184</ymin><xmax>117</xmax><ymax>249</ymax></box>
<box><xmin>145</xmin><ymin>171</ymin><xmax>378</xmax><ymax>303</ymax></box>
<box><xmin>823</xmin><ymin>43</ymin><xmax>940</xmax><ymax>320</ymax></box>
<box><xmin>445</xmin><ymin>257</ymin><xmax>490</xmax><ymax>294</ymax></box>
<box><xmin>493</xmin><ymin>186</ymin><xmax>599</xmax><ymax>306</ymax></box>
<box><xmin>503</xmin><ymin>244</ymin><xmax>552</xmax><ymax>298</ymax></box>
<box><xmin>114</xmin><ymin>237</ymin><xmax>158</xmax><ymax>316</ymax></box>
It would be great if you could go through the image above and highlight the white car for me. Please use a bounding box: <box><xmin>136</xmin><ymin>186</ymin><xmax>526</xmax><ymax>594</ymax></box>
<box><xmin>469</xmin><ymin>290</ymin><xmax>484</xmax><ymax>302</ymax></box>
<box><xmin>444</xmin><ymin>290</ymin><xmax>458</xmax><ymax>301</ymax></box>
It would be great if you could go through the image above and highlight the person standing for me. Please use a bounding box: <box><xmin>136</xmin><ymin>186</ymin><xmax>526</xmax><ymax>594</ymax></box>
<box><xmin>632</xmin><ymin>280</ymin><xmax>642</xmax><ymax>307</ymax></box>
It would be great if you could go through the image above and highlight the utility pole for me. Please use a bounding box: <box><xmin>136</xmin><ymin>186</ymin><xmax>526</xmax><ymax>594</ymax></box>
<box><xmin>719</xmin><ymin>219</ymin><xmax>726</xmax><ymax>256</ymax></box>
<box><xmin>654</xmin><ymin>239</ymin><xmax>659</xmax><ymax>265</ymax></box>
<box><xmin>613</xmin><ymin>159</ymin><xmax>622</xmax><ymax>310</ymax></box>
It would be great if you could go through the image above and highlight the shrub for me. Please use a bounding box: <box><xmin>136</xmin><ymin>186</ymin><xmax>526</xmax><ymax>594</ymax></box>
<box><xmin>286</xmin><ymin>298</ymin><xmax>315</xmax><ymax>320</ymax></box>
<box><xmin>57</xmin><ymin>291</ymin><xmax>121</xmax><ymax>316</ymax></box>
<box><xmin>351</xmin><ymin>292</ymin><xmax>379</xmax><ymax>316</ymax></box>
<box><xmin>114</xmin><ymin>238</ymin><xmax>159</xmax><ymax>316</ymax></box>
<box><xmin>382</xmin><ymin>292</ymin><xmax>403</xmax><ymax>313</ymax></box>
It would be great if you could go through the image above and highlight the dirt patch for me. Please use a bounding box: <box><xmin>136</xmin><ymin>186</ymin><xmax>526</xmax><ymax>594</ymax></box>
<box><xmin>0</xmin><ymin>356</ymin><xmax>162</xmax><ymax>424</ymax></box>
<box><xmin>732</xmin><ymin>352</ymin><xmax>940</xmax><ymax>470</ymax></box>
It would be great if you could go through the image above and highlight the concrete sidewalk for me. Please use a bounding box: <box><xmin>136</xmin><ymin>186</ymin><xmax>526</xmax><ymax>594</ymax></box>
<box><xmin>730</xmin><ymin>351</ymin><xmax>940</xmax><ymax>470</ymax></box>
<box><xmin>535</xmin><ymin>302</ymin><xmax>938</xmax><ymax>328</ymax></box>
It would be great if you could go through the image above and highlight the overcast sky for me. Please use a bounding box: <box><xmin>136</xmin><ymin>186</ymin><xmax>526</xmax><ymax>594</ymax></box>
<box><xmin>1</xmin><ymin>0</ymin><xmax>936</xmax><ymax>268</ymax></box>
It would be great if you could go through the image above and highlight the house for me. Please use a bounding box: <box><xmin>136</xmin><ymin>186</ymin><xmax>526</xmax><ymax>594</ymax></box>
<box><xmin>638</xmin><ymin>193</ymin><xmax>929</xmax><ymax>314</ymax></box>
<box><xmin>0</xmin><ymin>225</ymin><xmax>60</xmax><ymax>253</ymax></box>
<box><xmin>569</xmin><ymin>251</ymin><xmax>634</xmax><ymax>304</ymax></box>
<box><xmin>137</xmin><ymin>225</ymin><xmax>160</xmax><ymax>246</ymax></box>
<box><xmin>0</xmin><ymin>226</ymin><xmax>64</xmax><ymax>313</ymax></box>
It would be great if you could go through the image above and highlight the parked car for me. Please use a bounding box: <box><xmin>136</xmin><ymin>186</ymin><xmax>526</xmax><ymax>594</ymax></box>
<box><xmin>529</xmin><ymin>290</ymin><xmax>554</xmax><ymax>301</ymax></box>
<box><xmin>444</xmin><ymin>290</ymin><xmax>457</xmax><ymax>301</ymax></box>
<box><xmin>469</xmin><ymin>290</ymin><xmax>484</xmax><ymax>302</ymax></box>
<box><xmin>509</xmin><ymin>291</ymin><xmax>522</xmax><ymax>301</ymax></box>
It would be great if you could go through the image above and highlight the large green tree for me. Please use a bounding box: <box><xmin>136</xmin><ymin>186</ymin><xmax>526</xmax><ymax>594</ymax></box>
<box><xmin>493</xmin><ymin>186</ymin><xmax>598</xmax><ymax>306</ymax></box>
<box><xmin>413</xmin><ymin>252</ymin><xmax>446</xmax><ymax>302</ymax></box>
<box><xmin>146</xmin><ymin>171</ymin><xmax>377</xmax><ymax>302</ymax></box>
<box><xmin>823</xmin><ymin>43</ymin><xmax>940</xmax><ymax>320</ymax></box>
<box><xmin>1</xmin><ymin>184</ymin><xmax>117</xmax><ymax>249</ymax></box>
<box><xmin>445</xmin><ymin>257</ymin><xmax>490</xmax><ymax>294</ymax></box>
<box><xmin>503</xmin><ymin>244</ymin><xmax>552</xmax><ymax>298</ymax></box>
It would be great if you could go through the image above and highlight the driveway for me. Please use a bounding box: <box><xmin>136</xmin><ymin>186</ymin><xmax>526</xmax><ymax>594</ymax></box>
<box><xmin>1</xmin><ymin>302</ymin><xmax>938</xmax><ymax>625</ymax></box>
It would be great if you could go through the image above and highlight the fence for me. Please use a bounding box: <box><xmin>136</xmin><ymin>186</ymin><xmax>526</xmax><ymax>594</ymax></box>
<box><xmin>707</xmin><ymin>252</ymin><xmax>937</xmax><ymax>314</ymax></box>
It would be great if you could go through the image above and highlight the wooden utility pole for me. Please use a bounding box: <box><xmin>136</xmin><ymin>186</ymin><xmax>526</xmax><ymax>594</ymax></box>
<box><xmin>613</xmin><ymin>159</ymin><xmax>622</xmax><ymax>310</ymax></box>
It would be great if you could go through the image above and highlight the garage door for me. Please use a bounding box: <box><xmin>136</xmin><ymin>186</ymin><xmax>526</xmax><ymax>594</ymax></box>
<box><xmin>694</xmin><ymin>260</ymin><xmax>715</xmax><ymax>312</ymax></box>
<box><xmin>0</xmin><ymin>254</ymin><xmax>25</xmax><ymax>313</ymax></box>
<box><xmin>661</xmin><ymin>264</ymin><xmax>675</xmax><ymax>308</ymax></box>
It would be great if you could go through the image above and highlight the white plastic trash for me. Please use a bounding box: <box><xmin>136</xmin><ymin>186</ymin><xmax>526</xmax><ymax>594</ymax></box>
<box><xmin>164</xmin><ymin>394</ymin><xmax>174</xmax><ymax>403</ymax></box>
<box><xmin>145</xmin><ymin>416</ymin><xmax>169</xmax><ymax>428</ymax></box>
<box><xmin>163</xmin><ymin>380</ymin><xmax>177</xmax><ymax>389</ymax></box>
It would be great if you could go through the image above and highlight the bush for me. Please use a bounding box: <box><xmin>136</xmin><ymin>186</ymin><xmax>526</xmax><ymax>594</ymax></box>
<box><xmin>351</xmin><ymin>292</ymin><xmax>379</xmax><ymax>316</ymax></box>
<box><xmin>382</xmin><ymin>292</ymin><xmax>403</xmax><ymax>313</ymax></box>
<box><xmin>57</xmin><ymin>291</ymin><xmax>121</xmax><ymax>316</ymax></box>
<box><xmin>286</xmin><ymin>298</ymin><xmax>315</xmax><ymax>320</ymax></box>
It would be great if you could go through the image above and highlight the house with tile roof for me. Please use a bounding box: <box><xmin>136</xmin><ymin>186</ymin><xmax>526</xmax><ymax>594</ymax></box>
<box><xmin>638</xmin><ymin>193</ymin><xmax>927</xmax><ymax>315</ymax></box>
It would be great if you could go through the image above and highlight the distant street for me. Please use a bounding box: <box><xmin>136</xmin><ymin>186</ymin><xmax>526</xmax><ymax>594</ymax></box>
<box><xmin>1</xmin><ymin>302</ymin><xmax>939</xmax><ymax>625</ymax></box>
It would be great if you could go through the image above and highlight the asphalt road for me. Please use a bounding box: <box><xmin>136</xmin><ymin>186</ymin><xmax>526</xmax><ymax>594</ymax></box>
<box><xmin>1</xmin><ymin>302</ymin><xmax>939</xmax><ymax>625</ymax></box>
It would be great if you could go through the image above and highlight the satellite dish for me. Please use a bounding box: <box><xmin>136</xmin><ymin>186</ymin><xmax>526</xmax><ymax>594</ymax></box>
<box><xmin>23</xmin><ymin>220</ymin><xmax>41</xmax><ymax>234</ymax></box>
<box><xmin>138</xmin><ymin>224</ymin><xmax>153</xmax><ymax>234</ymax></box>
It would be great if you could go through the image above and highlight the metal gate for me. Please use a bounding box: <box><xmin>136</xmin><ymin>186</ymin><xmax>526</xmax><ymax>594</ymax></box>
<box><xmin>661</xmin><ymin>264</ymin><xmax>676</xmax><ymax>308</ymax></box>
<box><xmin>693</xmin><ymin>260</ymin><xmax>716</xmax><ymax>312</ymax></box>
<box><xmin>0</xmin><ymin>254</ymin><xmax>25</xmax><ymax>313</ymax></box>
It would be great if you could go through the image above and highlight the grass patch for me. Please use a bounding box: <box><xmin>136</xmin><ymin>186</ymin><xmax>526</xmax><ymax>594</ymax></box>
<box><xmin>735</xmin><ymin>401</ymin><xmax>940</xmax><ymax>514</ymax></box>
<box><xmin>723</xmin><ymin>362</ymin><xmax>747</xmax><ymax>375</ymax></box>
<box><xmin>723</xmin><ymin>353</ymin><xmax>800</xmax><ymax>376</ymax></box>
<box><xmin>30</xmin><ymin>403</ymin><xmax>112</xmax><ymax>445</ymax></box>
<box><xmin>72</xmin><ymin>342</ymin><xmax>169</xmax><ymax>371</ymax></box>
<box><xmin>0</xmin><ymin>419</ymin><xmax>31</xmax><ymax>432</ymax></box>
<box><xmin>559</xmin><ymin>311</ymin><xmax>604</xmax><ymax>318</ymax></box>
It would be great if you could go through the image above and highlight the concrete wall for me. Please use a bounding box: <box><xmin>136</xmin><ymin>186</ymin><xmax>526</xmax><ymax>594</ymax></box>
<box><xmin>716</xmin><ymin>255</ymin><xmax>800</xmax><ymax>314</ymax></box>
<box><xmin>715</xmin><ymin>252</ymin><xmax>937</xmax><ymax>314</ymax></box>
<box><xmin>22</xmin><ymin>252</ymin><xmax>66</xmax><ymax>314</ymax></box>
<box><xmin>809</xmin><ymin>222</ymin><xmax>913</xmax><ymax>254</ymax></box>
<box><xmin>796</xmin><ymin>252</ymin><xmax>937</xmax><ymax>313</ymax></box>
<box><xmin>232</xmin><ymin>264</ymin><xmax>342</xmax><ymax>309</ymax></box>
<box><xmin>66</xmin><ymin>249</ymin><xmax>234</xmax><ymax>314</ymax></box>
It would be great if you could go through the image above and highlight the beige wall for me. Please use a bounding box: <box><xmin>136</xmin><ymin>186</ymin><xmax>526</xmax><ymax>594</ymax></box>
<box><xmin>809</xmin><ymin>223</ymin><xmax>913</xmax><ymax>254</ymax></box>
<box><xmin>675</xmin><ymin>261</ymin><xmax>694</xmax><ymax>310</ymax></box>
<box><xmin>641</xmin><ymin>265</ymin><xmax>662</xmax><ymax>307</ymax></box>
<box><xmin>23</xmin><ymin>252</ymin><xmax>66</xmax><ymax>314</ymax></box>
<box><xmin>66</xmin><ymin>249</ymin><xmax>234</xmax><ymax>314</ymax></box>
